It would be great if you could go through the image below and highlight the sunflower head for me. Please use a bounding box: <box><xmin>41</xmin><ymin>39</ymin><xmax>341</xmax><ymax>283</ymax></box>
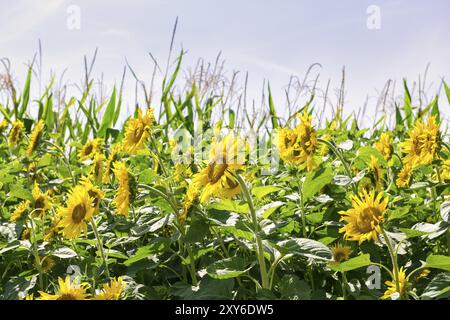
<box><xmin>10</xmin><ymin>200</ymin><xmax>30</xmax><ymax>222</ymax></box>
<box><xmin>78</xmin><ymin>138</ymin><xmax>103</xmax><ymax>161</ymax></box>
<box><xmin>173</xmin><ymin>163</ymin><xmax>193</xmax><ymax>187</ymax></box>
<box><xmin>103</xmin><ymin>144</ymin><xmax>121</xmax><ymax>183</ymax></box>
<box><xmin>27</xmin><ymin>120</ymin><xmax>45</xmax><ymax>157</ymax></box>
<box><xmin>381</xmin><ymin>267</ymin><xmax>408</xmax><ymax>300</ymax></box>
<box><xmin>21</xmin><ymin>227</ymin><xmax>31</xmax><ymax>240</ymax></box>
<box><xmin>180</xmin><ymin>135</ymin><xmax>247</xmax><ymax>222</ymax></box>
<box><xmin>339</xmin><ymin>190</ymin><xmax>388</xmax><ymax>244</ymax></box>
<box><xmin>79</xmin><ymin>176</ymin><xmax>105</xmax><ymax>213</ymax></box>
<box><xmin>331</xmin><ymin>243</ymin><xmax>352</xmax><ymax>263</ymax></box>
<box><xmin>94</xmin><ymin>277</ymin><xmax>125</xmax><ymax>300</ymax></box>
<box><xmin>37</xmin><ymin>256</ymin><xmax>55</xmax><ymax>273</ymax></box>
<box><xmin>123</xmin><ymin>108</ymin><xmax>155</xmax><ymax>154</ymax></box>
<box><xmin>277</xmin><ymin>111</ymin><xmax>318</xmax><ymax>170</ymax></box>
<box><xmin>0</xmin><ymin>118</ymin><xmax>8</xmax><ymax>132</ymax></box>
<box><xmin>57</xmin><ymin>185</ymin><xmax>95</xmax><ymax>239</ymax></box>
<box><xmin>201</xmin><ymin>134</ymin><xmax>246</xmax><ymax>203</ymax></box>
<box><xmin>8</xmin><ymin>120</ymin><xmax>24</xmax><ymax>147</ymax></box>
<box><xmin>32</xmin><ymin>182</ymin><xmax>52</xmax><ymax>216</ymax></box>
<box><xmin>396</xmin><ymin>164</ymin><xmax>412</xmax><ymax>188</ymax></box>
<box><xmin>38</xmin><ymin>276</ymin><xmax>90</xmax><ymax>300</ymax></box>
<box><xmin>112</xmin><ymin>161</ymin><xmax>132</xmax><ymax>216</ymax></box>
<box><xmin>90</xmin><ymin>152</ymin><xmax>106</xmax><ymax>183</ymax></box>
<box><xmin>375</xmin><ymin>132</ymin><xmax>393</xmax><ymax>161</ymax></box>
<box><xmin>368</xmin><ymin>156</ymin><xmax>384</xmax><ymax>191</ymax></box>
<box><xmin>400</xmin><ymin>116</ymin><xmax>440</xmax><ymax>167</ymax></box>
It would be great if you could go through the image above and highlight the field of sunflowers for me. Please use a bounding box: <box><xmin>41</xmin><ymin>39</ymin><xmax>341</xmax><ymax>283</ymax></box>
<box><xmin>1</xmin><ymin>54</ymin><xmax>450</xmax><ymax>301</ymax></box>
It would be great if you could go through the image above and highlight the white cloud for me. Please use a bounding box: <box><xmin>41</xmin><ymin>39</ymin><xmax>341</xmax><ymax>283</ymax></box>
<box><xmin>0</xmin><ymin>0</ymin><xmax>67</xmax><ymax>45</ymax></box>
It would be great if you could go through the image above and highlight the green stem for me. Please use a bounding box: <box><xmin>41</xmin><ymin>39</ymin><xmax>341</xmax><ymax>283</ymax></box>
<box><xmin>29</xmin><ymin>216</ymin><xmax>44</xmax><ymax>290</ymax></box>
<box><xmin>318</xmin><ymin>138</ymin><xmax>357</xmax><ymax>194</ymax></box>
<box><xmin>341</xmin><ymin>271</ymin><xmax>348</xmax><ymax>300</ymax></box>
<box><xmin>45</xmin><ymin>141</ymin><xmax>76</xmax><ymax>186</ymax></box>
<box><xmin>381</xmin><ymin>228</ymin><xmax>401</xmax><ymax>298</ymax></box>
<box><xmin>235</xmin><ymin>173</ymin><xmax>270</xmax><ymax>289</ymax></box>
<box><xmin>296</xmin><ymin>178</ymin><xmax>307</xmax><ymax>238</ymax></box>
<box><xmin>91</xmin><ymin>218</ymin><xmax>110</xmax><ymax>278</ymax></box>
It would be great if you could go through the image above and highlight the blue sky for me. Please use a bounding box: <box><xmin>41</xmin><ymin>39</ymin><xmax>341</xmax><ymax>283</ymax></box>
<box><xmin>1</xmin><ymin>0</ymin><xmax>450</xmax><ymax>124</ymax></box>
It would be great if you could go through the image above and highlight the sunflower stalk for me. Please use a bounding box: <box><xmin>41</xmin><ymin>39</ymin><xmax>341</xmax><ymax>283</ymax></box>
<box><xmin>235</xmin><ymin>173</ymin><xmax>270</xmax><ymax>290</ymax></box>
<box><xmin>318</xmin><ymin>138</ymin><xmax>357</xmax><ymax>194</ymax></box>
<box><xmin>90</xmin><ymin>217</ymin><xmax>110</xmax><ymax>279</ymax></box>
<box><xmin>381</xmin><ymin>228</ymin><xmax>401</xmax><ymax>298</ymax></box>
<box><xmin>28</xmin><ymin>215</ymin><xmax>44</xmax><ymax>290</ymax></box>
<box><xmin>341</xmin><ymin>271</ymin><xmax>348</xmax><ymax>300</ymax></box>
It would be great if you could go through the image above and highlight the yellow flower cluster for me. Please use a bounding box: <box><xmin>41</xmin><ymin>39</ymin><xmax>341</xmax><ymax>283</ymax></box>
<box><xmin>277</xmin><ymin>111</ymin><xmax>318</xmax><ymax>171</ymax></box>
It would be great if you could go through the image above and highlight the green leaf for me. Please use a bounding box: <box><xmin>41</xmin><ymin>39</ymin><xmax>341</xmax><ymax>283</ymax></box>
<box><xmin>426</xmin><ymin>255</ymin><xmax>450</xmax><ymax>271</ymax></box>
<box><xmin>18</xmin><ymin>67</ymin><xmax>32</xmax><ymax>118</ymax></box>
<box><xmin>388</xmin><ymin>206</ymin><xmax>410</xmax><ymax>221</ymax></box>
<box><xmin>97</xmin><ymin>87</ymin><xmax>116</xmax><ymax>138</ymax></box>
<box><xmin>257</xmin><ymin>201</ymin><xmax>284</xmax><ymax>219</ymax></box>
<box><xmin>206</xmin><ymin>257</ymin><xmax>252</xmax><ymax>279</ymax></box>
<box><xmin>123</xmin><ymin>238</ymin><xmax>170</xmax><ymax>266</ymax></box>
<box><xmin>9</xmin><ymin>185</ymin><xmax>33</xmax><ymax>201</ymax></box>
<box><xmin>440</xmin><ymin>201</ymin><xmax>450</xmax><ymax>223</ymax></box>
<box><xmin>302</xmin><ymin>166</ymin><xmax>333</xmax><ymax>203</ymax></box>
<box><xmin>356</xmin><ymin>146</ymin><xmax>387</xmax><ymax>166</ymax></box>
<box><xmin>52</xmin><ymin>247</ymin><xmax>77</xmax><ymax>259</ymax></box>
<box><xmin>421</xmin><ymin>273</ymin><xmax>450</xmax><ymax>299</ymax></box>
<box><xmin>399</xmin><ymin>228</ymin><xmax>429</xmax><ymax>239</ymax></box>
<box><xmin>277</xmin><ymin>238</ymin><xmax>332</xmax><ymax>261</ymax></box>
<box><xmin>228</xmin><ymin>108</ymin><xmax>235</xmax><ymax>129</ymax></box>
<box><xmin>279</xmin><ymin>274</ymin><xmax>311</xmax><ymax>299</ymax></box>
<box><xmin>267</xmin><ymin>83</ymin><xmax>279</xmax><ymax>129</ymax></box>
<box><xmin>1</xmin><ymin>276</ymin><xmax>37</xmax><ymax>300</ymax></box>
<box><xmin>443</xmin><ymin>81</ymin><xmax>450</xmax><ymax>106</ymax></box>
<box><xmin>329</xmin><ymin>254</ymin><xmax>371</xmax><ymax>272</ymax></box>
<box><xmin>208</xmin><ymin>199</ymin><xmax>249</xmax><ymax>214</ymax></box>
<box><xmin>252</xmin><ymin>186</ymin><xmax>281</xmax><ymax>199</ymax></box>
<box><xmin>403</xmin><ymin>79</ymin><xmax>413</xmax><ymax>128</ymax></box>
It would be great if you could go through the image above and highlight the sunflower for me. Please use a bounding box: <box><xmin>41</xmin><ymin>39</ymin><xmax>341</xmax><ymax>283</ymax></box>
<box><xmin>181</xmin><ymin>134</ymin><xmax>247</xmax><ymax>221</ymax></box>
<box><xmin>37</xmin><ymin>256</ymin><xmax>55</xmax><ymax>273</ymax></box>
<box><xmin>381</xmin><ymin>267</ymin><xmax>408</xmax><ymax>300</ymax></box>
<box><xmin>44</xmin><ymin>215</ymin><xmax>62</xmax><ymax>241</ymax></box>
<box><xmin>26</xmin><ymin>120</ymin><xmax>45</xmax><ymax>157</ymax></box>
<box><xmin>103</xmin><ymin>144</ymin><xmax>121</xmax><ymax>183</ymax></box>
<box><xmin>0</xmin><ymin>118</ymin><xmax>9</xmax><ymax>132</ymax></box>
<box><xmin>21</xmin><ymin>227</ymin><xmax>31</xmax><ymax>240</ymax></box>
<box><xmin>173</xmin><ymin>163</ymin><xmax>192</xmax><ymax>187</ymax></box>
<box><xmin>339</xmin><ymin>190</ymin><xmax>388</xmax><ymax>244</ymax></box>
<box><xmin>38</xmin><ymin>276</ymin><xmax>90</xmax><ymax>300</ymax></box>
<box><xmin>123</xmin><ymin>108</ymin><xmax>155</xmax><ymax>154</ymax></box>
<box><xmin>374</xmin><ymin>132</ymin><xmax>393</xmax><ymax>161</ymax></box>
<box><xmin>90</xmin><ymin>152</ymin><xmax>106</xmax><ymax>183</ymax></box>
<box><xmin>367</xmin><ymin>156</ymin><xmax>384</xmax><ymax>191</ymax></box>
<box><xmin>277</xmin><ymin>111</ymin><xmax>318</xmax><ymax>170</ymax></box>
<box><xmin>10</xmin><ymin>200</ymin><xmax>30</xmax><ymax>222</ymax></box>
<box><xmin>78</xmin><ymin>138</ymin><xmax>102</xmax><ymax>161</ymax></box>
<box><xmin>399</xmin><ymin>116</ymin><xmax>440</xmax><ymax>167</ymax></box>
<box><xmin>330</xmin><ymin>243</ymin><xmax>352</xmax><ymax>263</ymax></box>
<box><xmin>8</xmin><ymin>120</ymin><xmax>24</xmax><ymax>147</ymax></box>
<box><xmin>57</xmin><ymin>185</ymin><xmax>95</xmax><ymax>239</ymax></box>
<box><xmin>79</xmin><ymin>176</ymin><xmax>105</xmax><ymax>213</ymax></box>
<box><xmin>113</xmin><ymin>161</ymin><xmax>132</xmax><ymax>216</ymax></box>
<box><xmin>436</xmin><ymin>159</ymin><xmax>450</xmax><ymax>181</ymax></box>
<box><xmin>32</xmin><ymin>182</ymin><xmax>52</xmax><ymax>216</ymax></box>
<box><xmin>319</xmin><ymin>133</ymin><xmax>331</xmax><ymax>156</ymax></box>
<box><xmin>94</xmin><ymin>277</ymin><xmax>124</xmax><ymax>300</ymax></box>
<box><xmin>396</xmin><ymin>164</ymin><xmax>412</xmax><ymax>188</ymax></box>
